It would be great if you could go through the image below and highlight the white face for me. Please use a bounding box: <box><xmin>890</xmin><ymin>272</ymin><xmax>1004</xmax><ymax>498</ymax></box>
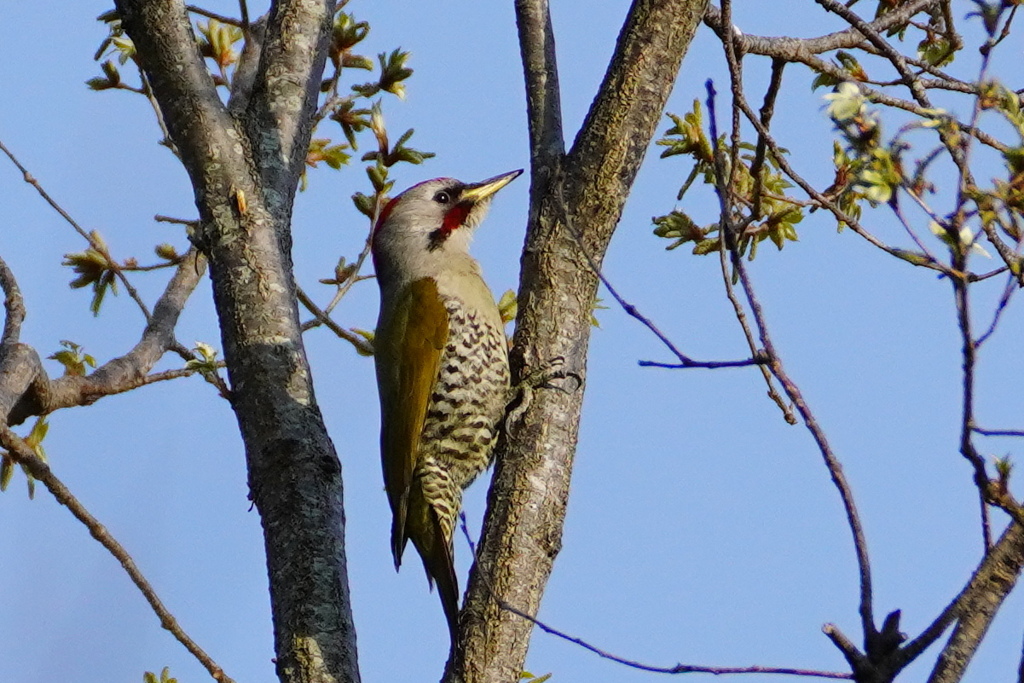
<box><xmin>371</xmin><ymin>178</ymin><xmax>493</xmax><ymax>283</ymax></box>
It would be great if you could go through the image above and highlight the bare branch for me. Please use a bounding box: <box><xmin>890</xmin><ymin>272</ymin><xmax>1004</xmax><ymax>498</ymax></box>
<box><xmin>976</xmin><ymin>274</ymin><xmax>1019</xmax><ymax>347</ymax></box>
<box><xmin>515</xmin><ymin>0</ymin><xmax>565</xmax><ymax>173</ymax></box>
<box><xmin>712</xmin><ymin>2</ymin><xmax>798</xmax><ymax>424</ymax></box>
<box><xmin>551</xmin><ymin>192</ymin><xmax>762</xmax><ymax>371</ymax></box>
<box><xmin>973</xmin><ymin>427</ymin><xmax>1024</xmax><ymax>438</ymax></box>
<box><xmin>186</xmin><ymin>4</ymin><xmax>243</xmax><ymax>27</ymax></box>
<box><xmin>812</xmin><ymin>0</ymin><xmax>931</xmax><ymax>107</ymax></box>
<box><xmin>296</xmin><ymin>285</ymin><xmax>373</xmax><ymax>355</ymax></box>
<box><xmin>37</xmin><ymin>250</ymin><xmax>207</xmax><ymax>417</ymax></box>
<box><xmin>704</xmin><ymin>0</ymin><xmax>941</xmax><ymax>60</ymax></box>
<box><xmin>897</xmin><ymin>522</ymin><xmax>1024</xmax><ymax>670</ymax></box>
<box><xmin>0</xmin><ymin>255</ymin><xmax>25</xmax><ymax>347</ymax></box>
<box><xmin>0</xmin><ymin>426</ymin><xmax>235</xmax><ymax>683</ymax></box>
<box><xmin>0</xmin><ymin>138</ymin><xmax>153</xmax><ymax>320</ymax></box>
<box><xmin>459</xmin><ymin>517</ymin><xmax>850</xmax><ymax>679</ymax></box>
<box><xmin>0</xmin><ymin>249</ymin><xmax>207</xmax><ymax>429</ymax></box>
<box><xmin>925</xmin><ymin>522</ymin><xmax>1024</xmax><ymax>683</ymax></box>
<box><xmin>706</xmin><ymin>81</ymin><xmax>878</xmax><ymax>651</ymax></box>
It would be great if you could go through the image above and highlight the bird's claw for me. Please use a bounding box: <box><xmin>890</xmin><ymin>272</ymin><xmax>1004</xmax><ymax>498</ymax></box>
<box><xmin>504</xmin><ymin>356</ymin><xmax>582</xmax><ymax>429</ymax></box>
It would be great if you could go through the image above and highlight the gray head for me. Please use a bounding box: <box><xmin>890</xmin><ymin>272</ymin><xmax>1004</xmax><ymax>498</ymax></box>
<box><xmin>371</xmin><ymin>170</ymin><xmax>522</xmax><ymax>284</ymax></box>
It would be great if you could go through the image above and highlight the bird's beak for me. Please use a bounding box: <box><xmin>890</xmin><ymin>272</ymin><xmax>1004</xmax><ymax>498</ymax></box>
<box><xmin>460</xmin><ymin>169</ymin><xmax>523</xmax><ymax>204</ymax></box>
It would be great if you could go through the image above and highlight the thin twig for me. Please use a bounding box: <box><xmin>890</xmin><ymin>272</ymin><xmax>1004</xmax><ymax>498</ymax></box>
<box><xmin>185</xmin><ymin>4</ymin><xmax>244</xmax><ymax>27</ymax></box>
<box><xmin>457</xmin><ymin>515</ymin><xmax>851</xmax><ymax>679</ymax></box>
<box><xmin>155</xmin><ymin>215</ymin><xmax>199</xmax><ymax>227</ymax></box>
<box><xmin>549</xmin><ymin>186</ymin><xmax>761</xmax><ymax>371</ymax></box>
<box><xmin>706</xmin><ymin>80</ymin><xmax>877</xmax><ymax>643</ymax></box>
<box><xmin>714</xmin><ymin>25</ymin><xmax>797</xmax><ymax>423</ymax></box>
<box><xmin>122</xmin><ymin>261</ymin><xmax>181</xmax><ymax>272</ymax></box>
<box><xmin>139</xmin><ymin>70</ymin><xmax>177</xmax><ymax>155</ymax></box>
<box><xmin>0</xmin><ymin>138</ymin><xmax>153</xmax><ymax>321</ymax></box>
<box><xmin>976</xmin><ymin>274</ymin><xmax>1018</xmax><ymax>347</ymax></box>
<box><xmin>0</xmin><ymin>427</ymin><xmax>235</xmax><ymax>683</ymax></box>
<box><xmin>813</xmin><ymin>0</ymin><xmax>932</xmax><ymax>108</ymax></box>
<box><xmin>325</xmin><ymin>231</ymin><xmax>375</xmax><ymax>317</ymax></box>
<box><xmin>732</xmin><ymin>95</ymin><xmax>952</xmax><ymax>276</ymax></box>
<box><xmin>972</xmin><ymin>427</ymin><xmax>1024</xmax><ymax>438</ymax></box>
<box><xmin>747</xmin><ymin>58</ymin><xmax>786</xmax><ymax>224</ymax></box>
<box><xmin>296</xmin><ymin>286</ymin><xmax>373</xmax><ymax>355</ymax></box>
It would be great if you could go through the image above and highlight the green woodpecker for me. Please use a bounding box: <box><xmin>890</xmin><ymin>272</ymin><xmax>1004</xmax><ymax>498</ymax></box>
<box><xmin>372</xmin><ymin>169</ymin><xmax>521</xmax><ymax>639</ymax></box>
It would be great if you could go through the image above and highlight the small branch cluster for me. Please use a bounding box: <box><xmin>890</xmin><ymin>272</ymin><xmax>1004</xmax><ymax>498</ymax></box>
<box><xmin>617</xmin><ymin>1</ymin><xmax>1024</xmax><ymax>682</ymax></box>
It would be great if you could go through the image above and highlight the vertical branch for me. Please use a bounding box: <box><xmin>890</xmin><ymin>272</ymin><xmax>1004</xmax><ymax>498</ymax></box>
<box><xmin>0</xmin><ymin>255</ymin><xmax>25</xmax><ymax>347</ymax></box>
<box><xmin>115</xmin><ymin>2</ymin><xmax>359</xmax><ymax>682</ymax></box>
<box><xmin>448</xmin><ymin>1</ymin><xmax>708</xmax><ymax>681</ymax></box>
<box><xmin>514</xmin><ymin>0</ymin><xmax>565</xmax><ymax>170</ymax></box>
<box><xmin>954</xmin><ymin>266</ymin><xmax>993</xmax><ymax>548</ymax></box>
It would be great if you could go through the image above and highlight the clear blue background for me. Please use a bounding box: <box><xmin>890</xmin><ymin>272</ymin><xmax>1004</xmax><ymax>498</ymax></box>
<box><xmin>1</xmin><ymin>2</ymin><xmax>1022</xmax><ymax>682</ymax></box>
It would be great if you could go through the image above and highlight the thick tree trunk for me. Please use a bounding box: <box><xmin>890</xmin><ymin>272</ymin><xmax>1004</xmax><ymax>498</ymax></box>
<box><xmin>444</xmin><ymin>1</ymin><xmax>709</xmax><ymax>681</ymax></box>
<box><xmin>114</xmin><ymin>2</ymin><xmax>360</xmax><ymax>682</ymax></box>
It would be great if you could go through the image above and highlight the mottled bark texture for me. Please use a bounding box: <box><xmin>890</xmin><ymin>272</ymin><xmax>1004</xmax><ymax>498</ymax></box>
<box><xmin>926</xmin><ymin>522</ymin><xmax>1024</xmax><ymax>683</ymax></box>
<box><xmin>113</xmin><ymin>2</ymin><xmax>359</xmax><ymax>682</ymax></box>
<box><xmin>443</xmin><ymin>1</ymin><xmax>709</xmax><ymax>681</ymax></box>
<box><xmin>0</xmin><ymin>250</ymin><xmax>205</xmax><ymax>427</ymax></box>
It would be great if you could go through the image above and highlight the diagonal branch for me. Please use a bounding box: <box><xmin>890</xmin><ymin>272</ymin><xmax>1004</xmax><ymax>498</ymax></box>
<box><xmin>925</xmin><ymin>522</ymin><xmax>1024</xmax><ymax>683</ymax></box>
<box><xmin>0</xmin><ymin>426</ymin><xmax>235</xmax><ymax>683</ymax></box>
<box><xmin>896</xmin><ymin>522</ymin><xmax>1024</xmax><ymax>670</ymax></box>
<box><xmin>0</xmin><ymin>138</ymin><xmax>153</xmax><ymax>320</ymax></box>
<box><xmin>1</xmin><ymin>250</ymin><xmax>208</xmax><ymax>427</ymax></box>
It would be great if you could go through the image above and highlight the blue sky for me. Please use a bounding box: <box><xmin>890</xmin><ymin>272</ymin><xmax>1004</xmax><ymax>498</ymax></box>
<box><xmin>1</xmin><ymin>2</ymin><xmax>1022</xmax><ymax>682</ymax></box>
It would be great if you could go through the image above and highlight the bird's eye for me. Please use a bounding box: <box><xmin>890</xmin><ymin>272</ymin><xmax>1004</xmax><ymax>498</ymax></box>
<box><xmin>433</xmin><ymin>191</ymin><xmax>451</xmax><ymax>204</ymax></box>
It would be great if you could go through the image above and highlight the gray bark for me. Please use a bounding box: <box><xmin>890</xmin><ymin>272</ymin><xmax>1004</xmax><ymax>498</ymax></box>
<box><xmin>113</xmin><ymin>1</ymin><xmax>359</xmax><ymax>682</ymax></box>
<box><xmin>926</xmin><ymin>522</ymin><xmax>1024</xmax><ymax>683</ymax></box>
<box><xmin>444</xmin><ymin>1</ymin><xmax>710</xmax><ymax>681</ymax></box>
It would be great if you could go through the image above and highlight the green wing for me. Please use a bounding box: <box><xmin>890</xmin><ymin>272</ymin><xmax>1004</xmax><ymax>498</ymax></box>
<box><xmin>376</xmin><ymin>277</ymin><xmax>449</xmax><ymax>567</ymax></box>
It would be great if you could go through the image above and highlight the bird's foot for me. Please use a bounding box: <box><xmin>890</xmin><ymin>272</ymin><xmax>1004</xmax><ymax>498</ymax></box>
<box><xmin>504</xmin><ymin>356</ymin><xmax>582</xmax><ymax>428</ymax></box>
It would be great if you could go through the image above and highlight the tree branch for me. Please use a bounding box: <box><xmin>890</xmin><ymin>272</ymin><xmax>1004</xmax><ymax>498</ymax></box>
<box><xmin>515</xmin><ymin>0</ymin><xmax>565</xmax><ymax>170</ymax></box>
<box><xmin>706</xmin><ymin>80</ymin><xmax>883</xmax><ymax>666</ymax></box>
<box><xmin>0</xmin><ymin>426</ymin><xmax>235</xmax><ymax>683</ymax></box>
<box><xmin>0</xmin><ymin>138</ymin><xmax>153</xmax><ymax>320</ymax></box>
<box><xmin>114</xmin><ymin>2</ymin><xmax>359</xmax><ymax>681</ymax></box>
<box><xmin>0</xmin><ymin>255</ymin><xmax>25</xmax><ymax>348</ymax></box>
<box><xmin>457</xmin><ymin>517</ymin><xmax>849</xmax><ymax>679</ymax></box>
<box><xmin>446</xmin><ymin>1</ymin><xmax>708</xmax><ymax>681</ymax></box>
<box><xmin>926</xmin><ymin>522</ymin><xmax>1024</xmax><ymax>683</ymax></box>
<box><xmin>296</xmin><ymin>285</ymin><xmax>373</xmax><ymax>355</ymax></box>
<box><xmin>242</xmin><ymin>0</ymin><xmax>332</xmax><ymax>220</ymax></box>
<box><xmin>0</xmin><ymin>250</ymin><xmax>207</xmax><ymax>427</ymax></box>
<box><xmin>704</xmin><ymin>0</ymin><xmax>941</xmax><ymax>60</ymax></box>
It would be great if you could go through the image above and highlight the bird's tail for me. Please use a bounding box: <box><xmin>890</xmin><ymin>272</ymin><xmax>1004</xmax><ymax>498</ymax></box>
<box><xmin>403</xmin><ymin>489</ymin><xmax>460</xmax><ymax>643</ymax></box>
<box><xmin>430</xmin><ymin>509</ymin><xmax>460</xmax><ymax>643</ymax></box>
